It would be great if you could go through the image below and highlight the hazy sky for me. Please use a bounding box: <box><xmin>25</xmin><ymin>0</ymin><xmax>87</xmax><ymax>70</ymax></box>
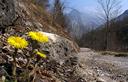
<box><xmin>66</xmin><ymin>0</ymin><xmax>128</xmax><ymax>14</ymax></box>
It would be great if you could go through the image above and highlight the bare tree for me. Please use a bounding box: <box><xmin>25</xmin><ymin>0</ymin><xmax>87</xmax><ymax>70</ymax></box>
<box><xmin>35</xmin><ymin>0</ymin><xmax>49</xmax><ymax>8</ymax></box>
<box><xmin>52</xmin><ymin>0</ymin><xmax>66</xmax><ymax>28</ymax></box>
<box><xmin>97</xmin><ymin>0</ymin><xmax>121</xmax><ymax>50</ymax></box>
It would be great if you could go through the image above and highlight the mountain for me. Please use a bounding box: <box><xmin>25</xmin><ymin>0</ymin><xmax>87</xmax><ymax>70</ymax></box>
<box><xmin>116</xmin><ymin>9</ymin><xmax>128</xmax><ymax>21</ymax></box>
<box><xmin>67</xmin><ymin>10</ymin><xmax>102</xmax><ymax>28</ymax></box>
<box><xmin>66</xmin><ymin>10</ymin><xmax>102</xmax><ymax>40</ymax></box>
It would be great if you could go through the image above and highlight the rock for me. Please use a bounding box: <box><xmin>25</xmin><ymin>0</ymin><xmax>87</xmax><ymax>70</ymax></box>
<box><xmin>0</xmin><ymin>0</ymin><xmax>17</xmax><ymax>33</ymax></box>
<box><xmin>40</xmin><ymin>32</ymin><xmax>77</xmax><ymax>64</ymax></box>
<box><xmin>36</xmin><ymin>32</ymin><xmax>79</xmax><ymax>81</ymax></box>
<box><xmin>0</xmin><ymin>0</ymin><xmax>17</xmax><ymax>26</ymax></box>
<box><xmin>97</xmin><ymin>76</ymin><xmax>117</xmax><ymax>82</ymax></box>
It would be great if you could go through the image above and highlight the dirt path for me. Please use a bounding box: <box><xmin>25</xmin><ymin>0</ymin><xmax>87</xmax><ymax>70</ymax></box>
<box><xmin>77</xmin><ymin>48</ymin><xmax>128</xmax><ymax>82</ymax></box>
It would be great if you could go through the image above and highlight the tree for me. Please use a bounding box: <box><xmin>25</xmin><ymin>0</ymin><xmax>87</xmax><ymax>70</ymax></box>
<box><xmin>52</xmin><ymin>0</ymin><xmax>66</xmax><ymax>28</ymax></box>
<box><xmin>35</xmin><ymin>0</ymin><xmax>49</xmax><ymax>9</ymax></box>
<box><xmin>97</xmin><ymin>0</ymin><xmax>121</xmax><ymax>50</ymax></box>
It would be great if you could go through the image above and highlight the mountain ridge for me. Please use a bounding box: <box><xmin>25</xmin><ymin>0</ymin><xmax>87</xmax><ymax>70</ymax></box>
<box><xmin>116</xmin><ymin>9</ymin><xmax>128</xmax><ymax>21</ymax></box>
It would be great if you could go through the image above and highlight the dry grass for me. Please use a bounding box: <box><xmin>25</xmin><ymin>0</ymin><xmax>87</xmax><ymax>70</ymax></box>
<box><xmin>99</xmin><ymin>51</ymin><xmax>128</xmax><ymax>57</ymax></box>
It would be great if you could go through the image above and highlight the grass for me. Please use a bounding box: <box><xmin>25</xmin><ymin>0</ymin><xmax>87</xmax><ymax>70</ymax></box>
<box><xmin>99</xmin><ymin>51</ymin><xmax>128</xmax><ymax>57</ymax></box>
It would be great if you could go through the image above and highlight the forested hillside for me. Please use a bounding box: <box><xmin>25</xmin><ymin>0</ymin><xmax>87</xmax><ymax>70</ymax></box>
<box><xmin>81</xmin><ymin>10</ymin><xmax>128</xmax><ymax>51</ymax></box>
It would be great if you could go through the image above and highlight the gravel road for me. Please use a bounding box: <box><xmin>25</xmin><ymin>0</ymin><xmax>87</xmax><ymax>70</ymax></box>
<box><xmin>77</xmin><ymin>48</ymin><xmax>128</xmax><ymax>82</ymax></box>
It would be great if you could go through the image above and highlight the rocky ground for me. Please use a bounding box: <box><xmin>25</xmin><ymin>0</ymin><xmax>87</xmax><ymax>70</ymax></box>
<box><xmin>77</xmin><ymin>48</ymin><xmax>128</xmax><ymax>82</ymax></box>
<box><xmin>0</xmin><ymin>32</ymin><xmax>79</xmax><ymax>82</ymax></box>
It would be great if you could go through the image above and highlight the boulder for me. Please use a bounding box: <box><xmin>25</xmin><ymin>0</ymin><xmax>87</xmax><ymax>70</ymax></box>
<box><xmin>38</xmin><ymin>32</ymin><xmax>79</xmax><ymax>81</ymax></box>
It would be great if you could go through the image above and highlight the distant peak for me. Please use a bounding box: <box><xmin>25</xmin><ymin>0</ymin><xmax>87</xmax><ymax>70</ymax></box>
<box><xmin>123</xmin><ymin>9</ymin><xmax>128</xmax><ymax>14</ymax></box>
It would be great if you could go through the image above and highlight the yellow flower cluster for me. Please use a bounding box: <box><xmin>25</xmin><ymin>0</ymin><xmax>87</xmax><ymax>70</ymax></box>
<box><xmin>7</xmin><ymin>31</ymin><xmax>49</xmax><ymax>59</ymax></box>
<box><xmin>28</xmin><ymin>31</ymin><xmax>48</xmax><ymax>43</ymax></box>
<box><xmin>36</xmin><ymin>51</ymin><xmax>47</xmax><ymax>58</ymax></box>
<box><xmin>7</xmin><ymin>36</ymin><xmax>28</xmax><ymax>49</ymax></box>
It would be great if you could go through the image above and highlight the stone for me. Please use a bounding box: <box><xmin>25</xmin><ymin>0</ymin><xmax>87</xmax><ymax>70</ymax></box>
<box><xmin>0</xmin><ymin>0</ymin><xmax>17</xmax><ymax>33</ymax></box>
<box><xmin>40</xmin><ymin>32</ymin><xmax>77</xmax><ymax>64</ymax></box>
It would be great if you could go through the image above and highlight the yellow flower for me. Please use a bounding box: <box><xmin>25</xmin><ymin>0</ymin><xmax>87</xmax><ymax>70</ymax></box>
<box><xmin>28</xmin><ymin>31</ymin><xmax>48</xmax><ymax>43</ymax></box>
<box><xmin>36</xmin><ymin>51</ymin><xmax>47</xmax><ymax>58</ymax></box>
<box><xmin>7</xmin><ymin>36</ymin><xmax>28</xmax><ymax>49</ymax></box>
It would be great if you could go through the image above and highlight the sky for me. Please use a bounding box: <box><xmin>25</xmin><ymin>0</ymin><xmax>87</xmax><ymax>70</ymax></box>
<box><xmin>65</xmin><ymin>0</ymin><xmax>128</xmax><ymax>14</ymax></box>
